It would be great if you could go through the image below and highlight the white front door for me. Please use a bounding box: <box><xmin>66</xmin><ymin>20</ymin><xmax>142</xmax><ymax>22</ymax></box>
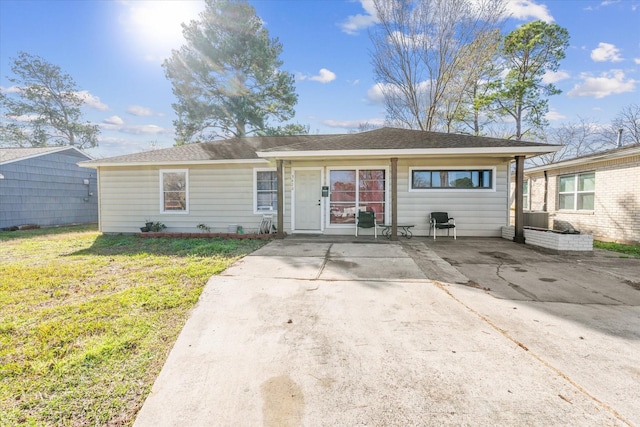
<box><xmin>294</xmin><ymin>169</ymin><xmax>322</xmax><ymax>231</ymax></box>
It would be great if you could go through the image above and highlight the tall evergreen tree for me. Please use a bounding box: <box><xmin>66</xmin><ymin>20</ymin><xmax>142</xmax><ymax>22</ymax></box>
<box><xmin>0</xmin><ymin>52</ymin><xmax>99</xmax><ymax>148</ymax></box>
<box><xmin>163</xmin><ymin>0</ymin><xmax>305</xmax><ymax>143</ymax></box>
<box><xmin>486</xmin><ymin>20</ymin><xmax>569</xmax><ymax>140</ymax></box>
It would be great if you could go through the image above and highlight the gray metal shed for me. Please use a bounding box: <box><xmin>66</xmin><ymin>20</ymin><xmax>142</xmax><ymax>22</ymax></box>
<box><xmin>0</xmin><ymin>146</ymin><xmax>98</xmax><ymax>229</ymax></box>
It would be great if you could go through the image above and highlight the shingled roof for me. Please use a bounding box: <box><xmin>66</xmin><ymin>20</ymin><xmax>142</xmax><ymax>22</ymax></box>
<box><xmin>259</xmin><ymin>127</ymin><xmax>555</xmax><ymax>152</ymax></box>
<box><xmin>81</xmin><ymin>127</ymin><xmax>560</xmax><ymax>166</ymax></box>
<box><xmin>0</xmin><ymin>146</ymin><xmax>90</xmax><ymax>165</ymax></box>
<box><xmin>81</xmin><ymin>134</ymin><xmax>326</xmax><ymax>165</ymax></box>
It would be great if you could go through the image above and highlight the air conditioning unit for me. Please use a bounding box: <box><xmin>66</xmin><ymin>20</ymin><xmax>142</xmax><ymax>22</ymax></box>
<box><xmin>523</xmin><ymin>211</ymin><xmax>549</xmax><ymax>229</ymax></box>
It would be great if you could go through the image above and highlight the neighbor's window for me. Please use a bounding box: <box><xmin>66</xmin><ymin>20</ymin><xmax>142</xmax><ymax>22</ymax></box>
<box><xmin>329</xmin><ymin>169</ymin><xmax>386</xmax><ymax>225</ymax></box>
<box><xmin>411</xmin><ymin>169</ymin><xmax>493</xmax><ymax>190</ymax></box>
<box><xmin>160</xmin><ymin>170</ymin><xmax>188</xmax><ymax>213</ymax></box>
<box><xmin>558</xmin><ymin>172</ymin><xmax>595</xmax><ymax>210</ymax></box>
<box><xmin>523</xmin><ymin>180</ymin><xmax>530</xmax><ymax>210</ymax></box>
<box><xmin>255</xmin><ymin>169</ymin><xmax>278</xmax><ymax>213</ymax></box>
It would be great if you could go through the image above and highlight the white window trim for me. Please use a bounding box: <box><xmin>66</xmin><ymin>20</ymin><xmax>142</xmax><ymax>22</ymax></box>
<box><xmin>523</xmin><ymin>178</ymin><xmax>530</xmax><ymax>211</ymax></box>
<box><xmin>253</xmin><ymin>167</ymin><xmax>279</xmax><ymax>215</ymax></box>
<box><xmin>159</xmin><ymin>169</ymin><xmax>189</xmax><ymax>214</ymax></box>
<box><xmin>327</xmin><ymin>166</ymin><xmax>390</xmax><ymax>228</ymax></box>
<box><xmin>558</xmin><ymin>172</ymin><xmax>595</xmax><ymax>212</ymax></box>
<box><xmin>408</xmin><ymin>166</ymin><xmax>497</xmax><ymax>193</ymax></box>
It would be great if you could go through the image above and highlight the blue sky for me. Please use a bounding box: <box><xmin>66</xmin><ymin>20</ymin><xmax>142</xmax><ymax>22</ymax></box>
<box><xmin>1</xmin><ymin>0</ymin><xmax>638</xmax><ymax>158</ymax></box>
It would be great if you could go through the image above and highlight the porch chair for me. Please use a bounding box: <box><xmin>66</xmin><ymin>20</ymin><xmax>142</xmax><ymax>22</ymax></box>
<box><xmin>355</xmin><ymin>210</ymin><xmax>377</xmax><ymax>238</ymax></box>
<box><xmin>429</xmin><ymin>212</ymin><xmax>456</xmax><ymax>240</ymax></box>
<box><xmin>259</xmin><ymin>214</ymin><xmax>276</xmax><ymax>234</ymax></box>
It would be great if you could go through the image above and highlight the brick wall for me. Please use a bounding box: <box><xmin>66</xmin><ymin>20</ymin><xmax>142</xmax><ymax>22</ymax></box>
<box><xmin>502</xmin><ymin>226</ymin><xmax>594</xmax><ymax>253</ymax></box>
<box><xmin>516</xmin><ymin>153</ymin><xmax>640</xmax><ymax>245</ymax></box>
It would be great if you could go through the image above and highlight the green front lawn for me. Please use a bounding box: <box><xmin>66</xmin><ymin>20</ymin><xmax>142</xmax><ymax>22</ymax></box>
<box><xmin>594</xmin><ymin>241</ymin><xmax>640</xmax><ymax>258</ymax></box>
<box><xmin>0</xmin><ymin>225</ymin><xmax>266</xmax><ymax>426</ymax></box>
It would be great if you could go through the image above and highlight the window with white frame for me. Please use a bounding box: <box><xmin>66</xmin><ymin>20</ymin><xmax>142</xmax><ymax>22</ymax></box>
<box><xmin>255</xmin><ymin>169</ymin><xmax>278</xmax><ymax>213</ymax></box>
<box><xmin>558</xmin><ymin>172</ymin><xmax>595</xmax><ymax>211</ymax></box>
<box><xmin>523</xmin><ymin>180</ymin><xmax>530</xmax><ymax>210</ymax></box>
<box><xmin>329</xmin><ymin>169</ymin><xmax>386</xmax><ymax>225</ymax></box>
<box><xmin>410</xmin><ymin>169</ymin><xmax>493</xmax><ymax>190</ymax></box>
<box><xmin>160</xmin><ymin>170</ymin><xmax>188</xmax><ymax>213</ymax></box>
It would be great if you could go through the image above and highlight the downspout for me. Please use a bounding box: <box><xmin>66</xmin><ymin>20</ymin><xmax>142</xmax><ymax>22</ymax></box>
<box><xmin>390</xmin><ymin>158</ymin><xmax>398</xmax><ymax>241</ymax></box>
<box><xmin>513</xmin><ymin>156</ymin><xmax>525</xmax><ymax>243</ymax></box>
<box><xmin>543</xmin><ymin>170</ymin><xmax>548</xmax><ymax>212</ymax></box>
<box><xmin>276</xmin><ymin>159</ymin><xmax>284</xmax><ymax>239</ymax></box>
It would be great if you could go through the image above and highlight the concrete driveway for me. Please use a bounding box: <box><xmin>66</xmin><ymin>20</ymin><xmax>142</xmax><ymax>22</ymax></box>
<box><xmin>134</xmin><ymin>238</ymin><xmax>640</xmax><ymax>427</ymax></box>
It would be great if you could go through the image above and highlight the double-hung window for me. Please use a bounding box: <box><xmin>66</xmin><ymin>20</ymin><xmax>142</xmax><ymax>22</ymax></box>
<box><xmin>329</xmin><ymin>169</ymin><xmax>386</xmax><ymax>224</ymax></box>
<box><xmin>160</xmin><ymin>169</ymin><xmax>188</xmax><ymax>213</ymax></box>
<box><xmin>558</xmin><ymin>172</ymin><xmax>595</xmax><ymax>210</ymax></box>
<box><xmin>255</xmin><ymin>169</ymin><xmax>278</xmax><ymax>213</ymax></box>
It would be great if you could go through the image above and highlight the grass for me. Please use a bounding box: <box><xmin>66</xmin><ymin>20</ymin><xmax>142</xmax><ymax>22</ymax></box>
<box><xmin>594</xmin><ymin>241</ymin><xmax>640</xmax><ymax>258</ymax></box>
<box><xmin>0</xmin><ymin>225</ymin><xmax>267</xmax><ymax>426</ymax></box>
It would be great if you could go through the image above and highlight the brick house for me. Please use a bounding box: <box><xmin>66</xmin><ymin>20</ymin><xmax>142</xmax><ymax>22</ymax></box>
<box><xmin>512</xmin><ymin>144</ymin><xmax>640</xmax><ymax>245</ymax></box>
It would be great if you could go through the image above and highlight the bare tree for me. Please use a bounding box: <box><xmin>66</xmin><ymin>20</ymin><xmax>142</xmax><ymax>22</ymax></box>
<box><xmin>439</xmin><ymin>29</ymin><xmax>503</xmax><ymax>135</ymax></box>
<box><xmin>610</xmin><ymin>103</ymin><xmax>640</xmax><ymax>145</ymax></box>
<box><xmin>529</xmin><ymin>117</ymin><xmax>600</xmax><ymax>166</ymax></box>
<box><xmin>370</xmin><ymin>0</ymin><xmax>506</xmax><ymax>132</ymax></box>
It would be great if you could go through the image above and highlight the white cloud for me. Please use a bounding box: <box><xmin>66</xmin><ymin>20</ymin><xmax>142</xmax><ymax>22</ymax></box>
<box><xmin>339</xmin><ymin>0</ymin><xmax>554</xmax><ymax>34</ymax></box>
<box><xmin>127</xmin><ymin>105</ymin><xmax>162</xmax><ymax>117</ymax></box>
<box><xmin>590</xmin><ymin>42</ymin><xmax>623</xmax><ymax>62</ymax></box>
<box><xmin>98</xmin><ymin>117</ymin><xmax>171</xmax><ymax>135</ymax></box>
<box><xmin>635</xmin><ymin>58</ymin><xmax>640</xmax><ymax>65</ymax></box>
<box><xmin>103</xmin><ymin>115</ymin><xmax>124</xmax><ymax>126</ymax></box>
<box><xmin>340</xmin><ymin>0</ymin><xmax>378</xmax><ymax>35</ymax></box>
<box><xmin>297</xmin><ymin>68</ymin><xmax>337</xmax><ymax>84</ymax></box>
<box><xmin>567</xmin><ymin>70</ymin><xmax>636</xmax><ymax>99</ymax></box>
<box><xmin>506</xmin><ymin>0</ymin><xmax>554</xmax><ymax>22</ymax></box>
<box><xmin>0</xmin><ymin>85</ymin><xmax>21</xmax><ymax>94</ymax></box>
<box><xmin>75</xmin><ymin>90</ymin><xmax>109</xmax><ymax>110</ymax></box>
<box><xmin>542</xmin><ymin>70</ymin><xmax>570</xmax><ymax>84</ymax></box>
<box><xmin>544</xmin><ymin>109</ymin><xmax>566</xmax><ymax>121</ymax></box>
<box><xmin>323</xmin><ymin>118</ymin><xmax>384</xmax><ymax>129</ymax></box>
<box><xmin>120</xmin><ymin>124</ymin><xmax>170</xmax><ymax>135</ymax></box>
<box><xmin>5</xmin><ymin>114</ymin><xmax>39</xmax><ymax>123</ymax></box>
<box><xmin>366</xmin><ymin>83</ymin><xmax>387</xmax><ymax>106</ymax></box>
<box><xmin>366</xmin><ymin>80</ymin><xmax>433</xmax><ymax>106</ymax></box>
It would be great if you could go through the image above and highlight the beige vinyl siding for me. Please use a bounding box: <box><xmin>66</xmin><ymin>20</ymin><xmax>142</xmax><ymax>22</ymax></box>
<box><xmin>399</xmin><ymin>159</ymin><xmax>509</xmax><ymax>237</ymax></box>
<box><xmin>288</xmin><ymin>158</ymin><xmax>510</xmax><ymax>237</ymax></box>
<box><xmin>97</xmin><ymin>163</ymin><xmax>279</xmax><ymax>234</ymax></box>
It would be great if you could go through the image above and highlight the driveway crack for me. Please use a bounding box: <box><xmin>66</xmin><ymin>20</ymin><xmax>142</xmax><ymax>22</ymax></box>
<box><xmin>432</xmin><ymin>280</ymin><xmax>634</xmax><ymax>427</ymax></box>
<box><xmin>312</xmin><ymin>243</ymin><xmax>332</xmax><ymax>282</ymax></box>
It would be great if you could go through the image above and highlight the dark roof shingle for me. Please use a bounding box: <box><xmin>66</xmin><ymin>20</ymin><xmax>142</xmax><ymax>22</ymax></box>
<box><xmin>82</xmin><ymin>127</ymin><xmax>559</xmax><ymax>165</ymax></box>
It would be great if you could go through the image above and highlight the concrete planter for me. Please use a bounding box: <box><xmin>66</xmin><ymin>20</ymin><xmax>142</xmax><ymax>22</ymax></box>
<box><xmin>502</xmin><ymin>226</ymin><xmax>593</xmax><ymax>254</ymax></box>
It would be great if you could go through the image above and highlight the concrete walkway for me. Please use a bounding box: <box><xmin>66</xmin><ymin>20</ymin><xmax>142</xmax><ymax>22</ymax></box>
<box><xmin>134</xmin><ymin>238</ymin><xmax>639</xmax><ymax>427</ymax></box>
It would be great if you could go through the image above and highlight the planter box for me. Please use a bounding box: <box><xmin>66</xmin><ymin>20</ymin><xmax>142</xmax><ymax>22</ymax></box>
<box><xmin>502</xmin><ymin>226</ymin><xmax>593</xmax><ymax>254</ymax></box>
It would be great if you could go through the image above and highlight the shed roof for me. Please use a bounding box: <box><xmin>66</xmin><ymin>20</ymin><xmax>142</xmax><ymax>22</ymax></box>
<box><xmin>0</xmin><ymin>146</ymin><xmax>91</xmax><ymax>166</ymax></box>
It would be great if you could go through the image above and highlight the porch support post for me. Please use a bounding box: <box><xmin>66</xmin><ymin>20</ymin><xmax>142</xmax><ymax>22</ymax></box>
<box><xmin>391</xmin><ymin>157</ymin><xmax>398</xmax><ymax>241</ymax></box>
<box><xmin>276</xmin><ymin>159</ymin><xmax>285</xmax><ymax>239</ymax></box>
<box><xmin>514</xmin><ymin>156</ymin><xmax>525</xmax><ymax>244</ymax></box>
